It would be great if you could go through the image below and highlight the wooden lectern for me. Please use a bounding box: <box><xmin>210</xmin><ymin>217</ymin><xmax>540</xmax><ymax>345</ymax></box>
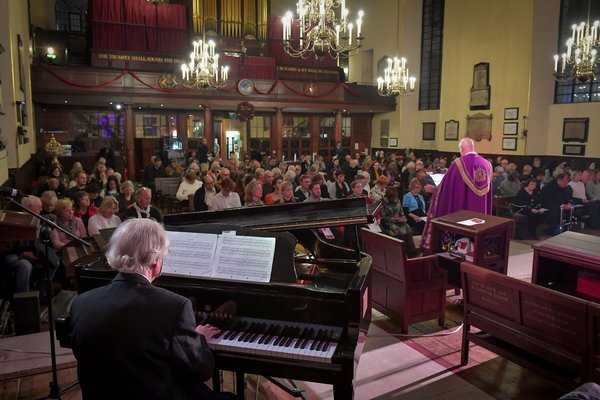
<box><xmin>0</xmin><ymin>210</ymin><xmax>39</xmax><ymax>250</ymax></box>
<box><xmin>431</xmin><ymin>210</ymin><xmax>513</xmax><ymax>288</ymax></box>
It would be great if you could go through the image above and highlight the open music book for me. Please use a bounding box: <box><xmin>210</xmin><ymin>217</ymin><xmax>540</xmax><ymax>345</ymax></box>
<box><xmin>161</xmin><ymin>231</ymin><xmax>276</xmax><ymax>283</ymax></box>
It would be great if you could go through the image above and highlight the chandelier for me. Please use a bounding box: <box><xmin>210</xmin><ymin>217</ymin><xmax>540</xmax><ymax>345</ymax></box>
<box><xmin>377</xmin><ymin>57</ymin><xmax>416</xmax><ymax>97</ymax></box>
<box><xmin>553</xmin><ymin>0</ymin><xmax>600</xmax><ymax>82</ymax></box>
<box><xmin>180</xmin><ymin>39</ymin><xmax>229</xmax><ymax>89</ymax></box>
<box><xmin>281</xmin><ymin>0</ymin><xmax>364</xmax><ymax>60</ymax></box>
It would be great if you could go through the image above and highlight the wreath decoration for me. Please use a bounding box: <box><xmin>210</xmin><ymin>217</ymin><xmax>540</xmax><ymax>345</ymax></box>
<box><xmin>236</xmin><ymin>101</ymin><xmax>255</xmax><ymax>122</ymax></box>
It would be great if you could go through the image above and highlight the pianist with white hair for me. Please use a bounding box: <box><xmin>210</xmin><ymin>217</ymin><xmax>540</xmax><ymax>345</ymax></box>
<box><xmin>69</xmin><ymin>218</ymin><xmax>233</xmax><ymax>400</ymax></box>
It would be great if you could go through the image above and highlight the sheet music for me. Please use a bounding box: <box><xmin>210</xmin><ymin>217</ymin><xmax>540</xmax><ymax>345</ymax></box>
<box><xmin>212</xmin><ymin>235</ymin><xmax>276</xmax><ymax>282</ymax></box>
<box><xmin>162</xmin><ymin>232</ymin><xmax>218</xmax><ymax>277</ymax></box>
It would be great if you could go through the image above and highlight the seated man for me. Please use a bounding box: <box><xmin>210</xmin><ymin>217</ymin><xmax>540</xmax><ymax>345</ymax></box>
<box><xmin>125</xmin><ymin>187</ymin><xmax>163</xmax><ymax>223</ymax></box>
<box><xmin>69</xmin><ymin>219</ymin><xmax>226</xmax><ymax>399</ymax></box>
<box><xmin>538</xmin><ymin>173</ymin><xmax>573</xmax><ymax>235</ymax></box>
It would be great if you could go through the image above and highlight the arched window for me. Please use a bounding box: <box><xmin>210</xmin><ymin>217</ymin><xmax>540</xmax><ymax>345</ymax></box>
<box><xmin>55</xmin><ymin>0</ymin><xmax>88</xmax><ymax>32</ymax></box>
<box><xmin>419</xmin><ymin>0</ymin><xmax>444</xmax><ymax>110</ymax></box>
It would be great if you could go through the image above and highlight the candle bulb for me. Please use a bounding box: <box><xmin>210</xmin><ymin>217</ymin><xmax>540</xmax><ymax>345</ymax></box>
<box><xmin>348</xmin><ymin>22</ymin><xmax>353</xmax><ymax>45</ymax></box>
<box><xmin>554</xmin><ymin>54</ymin><xmax>559</xmax><ymax>72</ymax></box>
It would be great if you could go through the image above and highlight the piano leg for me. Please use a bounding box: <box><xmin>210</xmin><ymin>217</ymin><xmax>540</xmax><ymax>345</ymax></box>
<box><xmin>333</xmin><ymin>380</ymin><xmax>354</xmax><ymax>400</ymax></box>
<box><xmin>235</xmin><ymin>371</ymin><xmax>245</xmax><ymax>399</ymax></box>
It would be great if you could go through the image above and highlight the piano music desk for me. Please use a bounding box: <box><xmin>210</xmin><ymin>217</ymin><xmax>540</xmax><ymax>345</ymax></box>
<box><xmin>0</xmin><ymin>332</ymin><xmax>77</xmax><ymax>398</ymax></box>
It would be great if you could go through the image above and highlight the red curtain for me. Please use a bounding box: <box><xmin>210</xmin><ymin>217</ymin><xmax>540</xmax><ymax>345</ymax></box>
<box><xmin>221</xmin><ymin>55</ymin><xmax>277</xmax><ymax>80</ymax></box>
<box><xmin>90</xmin><ymin>0</ymin><xmax>125</xmax><ymax>49</ymax></box>
<box><xmin>90</xmin><ymin>0</ymin><xmax>186</xmax><ymax>54</ymax></box>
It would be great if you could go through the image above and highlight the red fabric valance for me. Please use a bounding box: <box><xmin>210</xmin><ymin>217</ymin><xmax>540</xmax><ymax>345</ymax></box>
<box><xmin>90</xmin><ymin>0</ymin><xmax>186</xmax><ymax>54</ymax></box>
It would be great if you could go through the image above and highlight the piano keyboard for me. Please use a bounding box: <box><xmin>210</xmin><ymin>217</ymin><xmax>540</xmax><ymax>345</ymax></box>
<box><xmin>206</xmin><ymin>317</ymin><xmax>342</xmax><ymax>364</ymax></box>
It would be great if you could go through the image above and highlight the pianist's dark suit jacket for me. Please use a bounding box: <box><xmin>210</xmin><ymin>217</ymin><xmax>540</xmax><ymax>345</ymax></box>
<box><xmin>70</xmin><ymin>272</ymin><xmax>217</xmax><ymax>400</ymax></box>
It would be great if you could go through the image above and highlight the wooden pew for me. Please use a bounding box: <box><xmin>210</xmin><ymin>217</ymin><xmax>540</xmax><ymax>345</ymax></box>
<box><xmin>361</xmin><ymin>228</ymin><xmax>447</xmax><ymax>333</ymax></box>
<box><xmin>460</xmin><ymin>262</ymin><xmax>590</xmax><ymax>384</ymax></box>
<box><xmin>589</xmin><ymin>302</ymin><xmax>600</xmax><ymax>383</ymax></box>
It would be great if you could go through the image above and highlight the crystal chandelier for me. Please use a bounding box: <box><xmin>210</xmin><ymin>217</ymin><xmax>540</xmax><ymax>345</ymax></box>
<box><xmin>377</xmin><ymin>57</ymin><xmax>416</xmax><ymax>97</ymax></box>
<box><xmin>553</xmin><ymin>0</ymin><xmax>600</xmax><ymax>82</ymax></box>
<box><xmin>281</xmin><ymin>0</ymin><xmax>364</xmax><ymax>60</ymax></box>
<box><xmin>180</xmin><ymin>39</ymin><xmax>229</xmax><ymax>89</ymax></box>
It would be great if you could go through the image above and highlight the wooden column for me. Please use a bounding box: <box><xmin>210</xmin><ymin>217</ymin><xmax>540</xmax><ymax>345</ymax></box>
<box><xmin>274</xmin><ymin>108</ymin><xmax>283</xmax><ymax>160</ymax></box>
<box><xmin>204</xmin><ymin>107</ymin><xmax>213</xmax><ymax>153</ymax></box>
<box><xmin>334</xmin><ymin>110</ymin><xmax>343</xmax><ymax>143</ymax></box>
<box><xmin>124</xmin><ymin>105</ymin><xmax>136</xmax><ymax>182</ymax></box>
<box><xmin>177</xmin><ymin>113</ymin><xmax>188</xmax><ymax>154</ymax></box>
<box><xmin>310</xmin><ymin>116</ymin><xmax>320</xmax><ymax>157</ymax></box>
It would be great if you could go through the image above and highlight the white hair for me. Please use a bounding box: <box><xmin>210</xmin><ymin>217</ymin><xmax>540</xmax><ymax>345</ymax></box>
<box><xmin>105</xmin><ymin>219</ymin><xmax>169</xmax><ymax>274</ymax></box>
<box><xmin>21</xmin><ymin>195</ymin><xmax>41</xmax><ymax>210</ymax></box>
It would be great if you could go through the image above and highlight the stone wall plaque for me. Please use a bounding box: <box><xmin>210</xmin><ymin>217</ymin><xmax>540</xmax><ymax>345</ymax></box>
<box><xmin>470</xmin><ymin>62</ymin><xmax>491</xmax><ymax>110</ymax></box>
<box><xmin>466</xmin><ymin>113</ymin><xmax>493</xmax><ymax>141</ymax></box>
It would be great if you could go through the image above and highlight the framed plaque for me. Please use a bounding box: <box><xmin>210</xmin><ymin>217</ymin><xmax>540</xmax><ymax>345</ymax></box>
<box><xmin>422</xmin><ymin>123</ymin><xmax>436</xmax><ymax>140</ymax></box>
<box><xmin>562</xmin><ymin>144</ymin><xmax>586</xmax><ymax>156</ymax></box>
<box><xmin>503</xmin><ymin>122</ymin><xmax>518</xmax><ymax>135</ymax></box>
<box><xmin>466</xmin><ymin>113</ymin><xmax>493</xmax><ymax>141</ymax></box>
<box><xmin>504</xmin><ymin>107</ymin><xmax>519</xmax><ymax>120</ymax></box>
<box><xmin>444</xmin><ymin>119</ymin><xmax>459</xmax><ymax>141</ymax></box>
<box><xmin>469</xmin><ymin>62</ymin><xmax>491</xmax><ymax>110</ymax></box>
<box><xmin>502</xmin><ymin>137</ymin><xmax>517</xmax><ymax>151</ymax></box>
<box><xmin>562</xmin><ymin>118</ymin><xmax>588</xmax><ymax>142</ymax></box>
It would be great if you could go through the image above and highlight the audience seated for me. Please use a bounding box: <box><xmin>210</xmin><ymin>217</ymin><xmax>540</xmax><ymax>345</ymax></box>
<box><xmin>193</xmin><ymin>175</ymin><xmax>218</xmax><ymax>211</ymax></box>
<box><xmin>211</xmin><ymin>178</ymin><xmax>241</xmax><ymax>211</ymax></box>
<box><xmin>511</xmin><ymin>178</ymin><xmax>546</xmax><ymax>240</ymax></box>
<box><xmin>88</xmin><ymin>196</ymin><xmax>121</xmax><ymax>236</ymax></box>
<box><xmin>587</xmin><ymin>169</ymin><xmax>600</xmax><ymax>202</ymax></box>
<box><xmin>50</xmin><ymin>198</ymin><xmax>88</xmax><ymax>250</ymax></box>
<box><xmin>569</xmin><ymin>170</ymin><xmax>600</xmax><ymax>229</ymax></box>
<box><xmin>72</xmin><ymin>190</ymin><xmax>98</xmax><ymax>233</ymax></box>
<box><xmin>176</xmin><ymin>171</ymin><xmax>202</xmax><ymax>203</ymax></box>
<box><xmin>538</xmin><ymin>173</ymin><xmax>573</xmax><ymax>235</ymax></box>
<box><xmin>403</xmin><ymin>178</ymin><xmax>427</xmax><ymax>235</ymax></box>
<box><xmin>499</xmin><ymin>171</ymin><xmax>522</xmax><ymax>197</ymax></box>
<box><xmin>125</xmin><ymin>187</ymin><xmax>163</xmax><ymax>223</ymax></box>
<box><xmin>378</xmin><ymin>186</ymin><xmax>420</xmax><ymax>257</ymax></box>
<box><xmin>294</xmin><ymin>175</ymin><xmax>311</xmax><ymax>202</ymax></box>
<box><xmin>276</xmin><ymin>181</ymin><xmax>296</xmax><ymax>204</ymax></box>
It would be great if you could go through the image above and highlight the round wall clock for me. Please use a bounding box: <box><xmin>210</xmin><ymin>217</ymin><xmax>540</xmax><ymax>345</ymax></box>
<box><xmin>237</xmin><ymin>79</ymin><xmax>254</xmax><ymax>96</ymax></box>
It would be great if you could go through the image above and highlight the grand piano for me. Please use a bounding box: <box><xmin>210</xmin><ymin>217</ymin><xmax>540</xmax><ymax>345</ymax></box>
<box><xmin>70</xmin><ymin>198</ymin><xmax>374</xmax><ymax>399</ymax></box>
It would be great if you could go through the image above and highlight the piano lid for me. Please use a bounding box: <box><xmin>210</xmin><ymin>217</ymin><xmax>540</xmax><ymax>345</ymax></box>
<box><xmin>163</xmin><ymin>197</ymin><xmax>376</xmax><ymax>231</ymax></box>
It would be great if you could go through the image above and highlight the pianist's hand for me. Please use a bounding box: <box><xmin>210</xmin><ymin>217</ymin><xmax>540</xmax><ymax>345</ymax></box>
<box><xmin>195</xmin><ymin>324</ymin><xmax>221</xmax><ymax>341</ymax></box>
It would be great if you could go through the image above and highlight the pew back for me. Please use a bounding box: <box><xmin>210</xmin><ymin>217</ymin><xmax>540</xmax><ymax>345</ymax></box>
<box><xmin>461</xmin><ymin>262</ymin><xmax>589</xmax><ymax>383</ymax></box>
<box><xmin>361</xmin><ymin>228</ymin><xmax>447</xmax><ymax>333</ymax></box>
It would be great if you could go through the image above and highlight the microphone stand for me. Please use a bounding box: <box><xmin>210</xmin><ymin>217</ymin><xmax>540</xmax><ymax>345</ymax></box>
<box><xmin>3</xmin><ymin>196</ymin><xmax>90</xmax><ymax>399</ymax></box>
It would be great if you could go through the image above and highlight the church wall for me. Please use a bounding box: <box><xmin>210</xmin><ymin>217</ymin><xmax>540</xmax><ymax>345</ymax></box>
<box><xmin>0</xmin><ymin>0</ymin><xmax>37</xmax><ymax>184</ymax></box>
<box><xmin>436</xmin><ymin>0</ymin><xmax>534</xmax><ymax>155</ymax></box>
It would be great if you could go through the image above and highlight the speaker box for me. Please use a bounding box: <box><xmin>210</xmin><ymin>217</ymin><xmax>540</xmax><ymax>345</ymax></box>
<box><xmin>12</xmin><ymin>291</ymin><xmax>41</xmax><ymax>335</ymax></box>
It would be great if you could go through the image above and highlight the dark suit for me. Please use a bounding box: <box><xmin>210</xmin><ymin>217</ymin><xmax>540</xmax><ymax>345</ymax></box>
<box><xmin>193</xmin><ymin>186</ymin><xmax>210</xmax><ymax>211</ymax></box>
<box><xmin>70</xmin><ymin>273</ymin><xmax>217</xmax><ymax>400</ymax></box>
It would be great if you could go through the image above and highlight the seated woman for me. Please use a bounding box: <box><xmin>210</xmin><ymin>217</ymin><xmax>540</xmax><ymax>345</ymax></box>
<box><xmin>176</xmin><ymin>171</ymin><xmax>202</xmax><ymax>203</ymax></box>
<box><xmin>402</xmin><ymin>178</ymin><xmax>427</xmax><ymax>235</ymax></box>
<box><xmin>88</xmin><ymin>196</ymin><xmax>122</xmax><ymax>236</ymax></box>
<box><xmin>265</xmin><ymin>177</ymin><xmax>283</xmax><ymax>205</ymax></box>
<box><xmin>72</xmin><ymin>190</ymin><xmax>98</xmax><ymax>233</ymax></box>
<box><xmin>244</xmin><ymin>179</ymin><xmax>264</xmax><ymax>207</ymax></box>
<box><xmin>276</xmin><ymin>181</ymin><xmax>296</xmax><ymax>204</ymax></box>
<box><xmin>499</xmin><ymin>171</ymin><xmax>522</xmax><ymax>197</ymax></box>
<box><xmin>511</xmin><ymin>179</ymin><xmax>546</xmax><ymax>240</ymax></box>
<box><xmin>100</xmin><ymin>175</ymin><xmax>120</xmax><ymax>198</ymax></box>
<box><xmin>378</xmin><ymin>186</ymin><xmax>420</xmax><ymax>257</ymax></box>
<box><xmin>50</xmin><ymin>199</ymin><xmax>88</xmax><ymax>250</ymax></box>
<box><xmin>368</xmin><ymin>176</ymin><xmax>389</xmax><ymax>204</ymax></box>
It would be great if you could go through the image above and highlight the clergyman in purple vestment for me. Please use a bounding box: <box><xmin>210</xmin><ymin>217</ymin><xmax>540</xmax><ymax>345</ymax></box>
<box><xmin>420</xmin><ymin>138</ymin><xmax>493</xmax><ymax>250</ymax></box>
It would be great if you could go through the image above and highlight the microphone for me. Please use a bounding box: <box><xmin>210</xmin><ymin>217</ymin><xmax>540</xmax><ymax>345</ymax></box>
<box><xmin>0</xmin><ymin>187</ymin><xmax>28</xmax><ymax>197</ymax></box>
